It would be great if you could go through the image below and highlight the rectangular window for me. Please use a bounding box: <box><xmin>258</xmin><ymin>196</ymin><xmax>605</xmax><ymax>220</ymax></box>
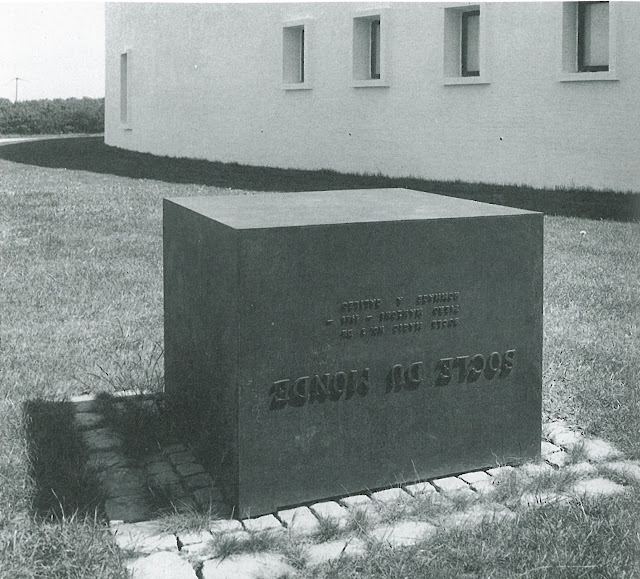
<box><xmin>578</xmin><ymin>2</ymin><xmax>609</xmax><ymax>72</ymax></box>
<box><xmin>461</xmin><ymin>10</ymin><xmax>480</xmax><ymax>77</ymax></box>
<box><xmin>560</xmin><ymin>1</ymin><xmax>616</xmax><ymax>80</ymax></box>
<box><xmin>352</xmin><ymin>12</ymin><xmax>386</xmax><ymax>85</ymax></box>
<box><xmin>443</xmin><ymin>5</ymin><xmax>487</xmax><ymax>84</ymax></box>
<box><xmin>370</xmin><ymin>19</ymin><xmax>381</xmax><ymax>79</ymax></box>
<box><xmin>283</xmin><ymin>25</ymin><xmax>305</xmax><ymax>84</ymax></box>
<box><xmin>300</xmin><ymin>29</ymin><xmax>305</xmax><ymax>82</ymax></box>
<box><xmin>120</xmin><ymin>52</ymin><xmax>128</xmax><ymax>124</ymax></box>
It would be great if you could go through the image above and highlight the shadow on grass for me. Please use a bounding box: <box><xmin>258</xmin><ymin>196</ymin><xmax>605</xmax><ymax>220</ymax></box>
<box><xmin>23</xmin><ymin>391</ymin><xmax>219</xmax><ymax>522</ymax></box>
<box><xmin>1</xmin><ymin>136</ymin><xmax>639</xmax><ymax>222</ymax></box>
<box><xmin>24</xmin><ymin>399</ymin><xmax>105</xmax><ymax>521</ymax></box>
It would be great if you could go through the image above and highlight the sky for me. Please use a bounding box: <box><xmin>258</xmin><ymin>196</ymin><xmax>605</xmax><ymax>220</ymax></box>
<box><xmin>0</xmin><ymin>1</ymin><xmax>105</xmax><ymax>101</ymax></box>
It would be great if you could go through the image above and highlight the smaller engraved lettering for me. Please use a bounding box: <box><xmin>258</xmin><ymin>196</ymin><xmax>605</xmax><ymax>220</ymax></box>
<box><xmin>416</xmin><ymin>292</ymin><xmax>459</xmax><ymax>305</ymax></box>
<box><xmin>370</xmin><ymin>325</ymin><xmax>384</xmax><ymax>336</ymax></box>
<box><xmin>379</xmin><ymin>308</ymin><xmax>423</xmax><ymax>322</ymax></box>
<box><xmin>341</xmin><ymin>299</ymin><xmax>382</xmax><ymax>312</ymax></box>
<box><xmin>360</xmin><ymin>326</ymin><xmax>385</xmax><ymax>337</ymax></box>
<box><xmin>431</xmin><ymin>304</ymin><xmax>460</xmax><ymax>317</ymax></box>
<box><xmin>430</xmin><ymin>318</ymin><xmax>459</xmax><ymax>330</ymax></box>
<box><xmin>392</xmin><ymin>322</ymin><xmax>422</xmax><ymax>334</ymax></box>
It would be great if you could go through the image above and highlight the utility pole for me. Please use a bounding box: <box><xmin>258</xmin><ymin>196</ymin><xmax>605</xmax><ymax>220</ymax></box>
<box><xmin>12</xmin><ymin>77</ymin><xmax>27</xmax><ymax>103</ymax></box>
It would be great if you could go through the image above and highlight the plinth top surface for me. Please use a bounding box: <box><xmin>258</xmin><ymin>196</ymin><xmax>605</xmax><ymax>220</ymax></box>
<box><xmin>166</xmin><ymin>188</ymin><xmax>539</xmax><ymax>229</ymax></box>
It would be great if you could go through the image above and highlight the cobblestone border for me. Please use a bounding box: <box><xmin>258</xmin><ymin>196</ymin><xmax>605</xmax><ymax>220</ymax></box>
<box><xmin>70</xmin><ymin>393</ymin><xmax>640</xmax><ymax>579</ymax></box>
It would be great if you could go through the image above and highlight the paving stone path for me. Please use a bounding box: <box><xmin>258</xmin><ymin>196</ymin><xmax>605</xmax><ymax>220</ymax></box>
<box><xmin>70</xmin><ymin>393</ymin><xmax>640</xmax><ymax>579</ymax></box>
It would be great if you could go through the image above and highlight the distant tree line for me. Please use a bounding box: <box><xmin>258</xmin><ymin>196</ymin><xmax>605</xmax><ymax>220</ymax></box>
<box><xmin>0</xmin><ymin>97</ymin><xmax>104</xmax><ymax>135</ymax></box>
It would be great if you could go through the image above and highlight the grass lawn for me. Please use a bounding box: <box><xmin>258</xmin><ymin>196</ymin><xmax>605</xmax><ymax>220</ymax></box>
<box><xmin>0</xmin><ymin>138</ymin><xmax>638</xmax><ymax>577</ymax></box>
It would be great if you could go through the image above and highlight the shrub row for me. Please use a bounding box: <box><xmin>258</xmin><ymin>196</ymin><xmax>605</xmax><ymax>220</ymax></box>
<box><xmin>0</xmin><ymin>97</ymin><xmax>104</xmax><ymax>135</ymax></box>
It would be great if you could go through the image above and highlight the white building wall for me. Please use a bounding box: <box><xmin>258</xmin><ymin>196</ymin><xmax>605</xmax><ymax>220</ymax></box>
<box><xmin>105</xmin><ymin>2</ymin><xmax>640</xmax><ymax>193</ymax></box>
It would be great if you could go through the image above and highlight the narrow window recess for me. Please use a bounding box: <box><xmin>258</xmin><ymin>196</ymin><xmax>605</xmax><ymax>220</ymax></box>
<box><xmin>578</xmin><ymin>2</ymin><xmax>609</xmax><ymax>72</ymax></box>
<box><xmin>560</xmin><ymin>2</ymin><xmax>618</xmax><ymax>82</ymax></box>
<box><xmin>370</xmin><ymin>19</ymin><xmax>381</xmax><ymax>79</ymax></box>
<box><xmin>461</xmin><ymin>10</ymin><xmax>480</xmax><ymax>76</ymax></box>
<box><xmin>443</xmin><ymin>5</ymin><xmax>489</xmax><ymax>85</ymax></box>
<box><xmin>352</xmin><ymin>12</ymin><xmax>389</xmax><ymax>87</ymax></box>
<box><xmin>120</xmin><ymin>50</ymin><xmax>132</xmax><ymax>129</ymax></box>
<box><xmin>282</xmin><ymin>22</ymin><xmax>311</xmax><ymax>90</ymax></box>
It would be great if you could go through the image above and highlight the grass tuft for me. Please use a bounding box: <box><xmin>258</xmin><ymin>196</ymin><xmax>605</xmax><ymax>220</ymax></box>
<box><xmin>207</xmin><ymin>529</ymin><xmax>281</xmax><ymax>559</ymax></box>
<box><xmin>79</xmin><ymin>331</ymin><xmax>164</xmax><ymax>396</ymax></box>
<box><xmin>156</xmin><ymin>505</ymin><xmax>222</xmax><ymax>535</ymax></box>
<box><xmin>405</xmin><ymin>490</ymin><xmax>467</xmax><ymax>522</ymax></box>
<box><xmin>313</xmin><ymin>515</ymin><xmax>342</xmax><ymax>543</ymax></box>
<box><xmin>282</xmin><ymin>540</ymin><xmax>309</xmax><ymax>570</ymax></box>
<box><xmin>96</xmin><ymin>394</ymin><xmax>168</xmax><ymax>461</ymax></box>
<box><xmin>345</xmin><ymin>508</ymin><xmax>374</xmax><ymax>536</ymax></box>
<box><xmin>0</xmin><ymin>512</ymin><xmax>128</xmax><ymax>579</ymax></box>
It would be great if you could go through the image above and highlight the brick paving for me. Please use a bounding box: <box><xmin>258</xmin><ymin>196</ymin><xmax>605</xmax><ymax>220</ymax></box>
<box><xmin>70</xmin><ymin>394</ymin><xmax>640</xmax><ymax>579</ymax></box>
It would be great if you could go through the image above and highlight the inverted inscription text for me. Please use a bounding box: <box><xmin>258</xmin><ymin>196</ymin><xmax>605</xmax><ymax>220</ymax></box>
<box><xmin>435</xmin><ymin>350</ymin><xmax>516</xmax><ymax>386</ymax></box>
<box><xmin>341</xmin><ymin>299</ymin><xmax>381</xmax><ymax>311</ymax></box>
<box><xmin>270</xmin><ymin>369</ymin><xmax>370</xmax><ymax>409</ymax></box>
<box><xmin>270</xmin><ymin>349</ymin><xmax>517</xmax><ymax>409</ymax></box>
<box><xmin>330</xmin><ymin>291</ymin><xmax>461</xmax><ymax>339</ymax></box>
